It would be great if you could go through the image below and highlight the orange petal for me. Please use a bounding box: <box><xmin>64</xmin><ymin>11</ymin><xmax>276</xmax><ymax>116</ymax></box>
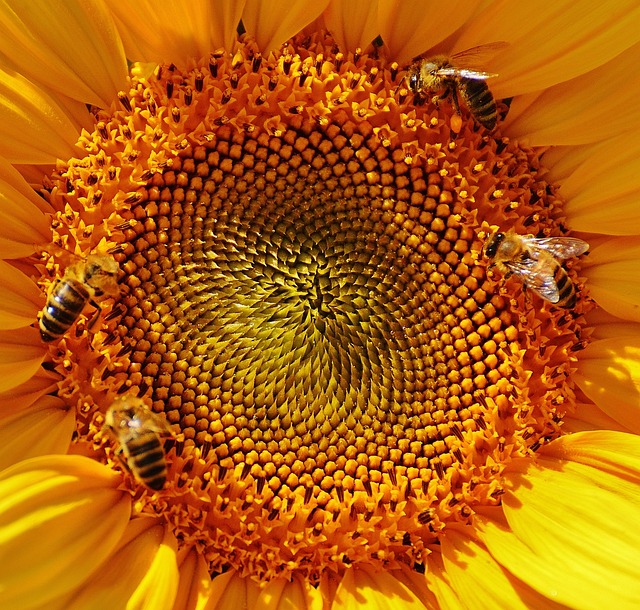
<box><xmin>242</xmin><ymin>0</ymin><xmax>330</xmax><ymax>53</ymax></box>
<box><xmin>585</xmin><ymin>307</ymin><xmax>640</xmax><ymax>341</ymax></box>
<box><xmin>0</xmin><ymin>157</ymin><xmax>51</xmax><ymax>256</ymax></box>
<box><xmin>204</xmin><ymin>570</ymin><xmax>261</xmax><ymax>610</ymax></box>
<box><xmin>0</xmin><ymin>395</ymin><xmax>74</xmax><ymax>471</ymax></box>
<box><xmin>256</xmin><ymin>574</ymin><xmax>322</xmax><ymax>610</ymax></box>
<box><xmin>321</xmin><ymin>0</ymin><xmax>380</xmax><ymax>53</ymax></box>
<box><xmin>542</xmin><ymin>133</ymin><xmax>640</xmax><ymax>236</ymax></box>
<box><xmin>582</xmin><ymin>237</ymin><xmax>640</xmax><ymax>322</ymax></box>
<box><xmin>476</xmin><ymin>435</ymin><xmax>640</xmax><ymax>608</ymax></box>
<box><xmin>332</xmin><ymin>564</ymin><xmax>428</xmax><ymax>609</ymax></box>
<box><xmin>0</xmin><ymin>69</ymin><xmax>81</xmax><ymax>164</ymax></box>
<box><xmin>574</xmin><ymin>336</ymin><xmax>640</xmax><ymax>434</ymax></box>
<box><xmin>0</xmin><ymin>328</ymin><xmax>44</xmax><ymax>394</ymax></box>
<box><xmin>173</xmin><ymin>547</ymin><xmax>212</xmax><ymax>610</ymax></box>
<box><xmin>0</xmin><ymin>455</ymin><xmax>131</xmax><ymax>609</ymax></box>
<box><xmin>64</xmin><ymin>518</ymin><xmax>179</xmax><ymax>610</ymax></box>
<box><xmin>378</xmin><ymin>0</ymin><xmax>478</xmax><ymax>65</ymax></box>
<box><xmin>502</xmin><ymin>41</ymin><xmax>640</xmax><ymax>146</ymax></box>
<box><xmin>457</xmin><ymin>0</ymin><xmax>640</xmax><ymax>98</ymax></box>
<box><xmin>0</xmin><ymin>260</ymin><xmax>42</xmax><ymax>329</ymax></box>
<box><xmin>0</xmin><ymin>368</ymin><xmax>58</xmax><ymax>419</ymax></box>
<box><xmin>0</xmin><ymin>0</ymin><xmax>127</xmax><ymax>107</ymax></box>
<box><xmin>109</xmin><ymin>0</ymin><xmax>246</xmax><ymax>67</ymax></box>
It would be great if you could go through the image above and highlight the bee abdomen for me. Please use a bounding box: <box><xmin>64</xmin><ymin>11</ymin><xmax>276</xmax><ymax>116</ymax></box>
<box><xmin>126</xmin><ymin>435</ymin><xmax>167</xmax><ymax>490</ymax></box>
<box><xmin>40</xmin><ymin>280</ymin><xmax>89</xmax><ymax>342</ymax></box>
<box><xmin>555</xmin><ymin>268</ymin><xmax>577</xmax><ymax>308</ymax></box>
<box><xmin>461</xmin><ymin>79</ymin><xmax>497</xmax><ymax>130</ymax></box>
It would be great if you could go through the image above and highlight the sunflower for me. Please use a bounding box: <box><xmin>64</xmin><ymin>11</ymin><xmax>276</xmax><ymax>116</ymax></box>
<box><xmin>0</xmin><ymin>0</ymin><xmax>639</xmax><ymax>608</ymax></box>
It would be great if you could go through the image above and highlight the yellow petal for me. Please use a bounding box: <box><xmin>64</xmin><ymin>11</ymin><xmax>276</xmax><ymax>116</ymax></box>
<box><xmin>0</xmin><ymin>0</ymin><xmax>127</xmax><ymax>107</ymax></box>
<box><xmin>0</xmin><ymin>157</ymin><xmax>51</xmax><ymax>256</ymax></box>
<box><xmin>574</xmin><ymin>336</ymin><xmax>640</xmax><ymax>434</ymax></box>
<box><xmin>204</xmin><ymin>570</ymin><xmax>261</xmax><ymax>610</ymax></box>
<box><xmin>256</xmin><ymin>574</ymin><xmax>322</xmax><ymax>610</ymax></box>
<box><xmin>476</xmin><ymin>435</ymin><xmax>640</xmax><ymax>609</ymax></box>
<box><xmin>544</xmin><ymin>134</ymin><xmax>640</xmax><ymax>236</ymax></box>
<box><xmin>0</xmin><ymin>260</ymin><xmax>42</xmax><ymax>329</ymax></box>
<box><xmin>457</xmin><ymin>0</ymin><xmax>640</xmax><ymax>98</ymax></box>
<box><xmin>321</xmin><ymin>0</ymin><xmax>379</xmax><ymax>53</ymax></box>
<box><xmin>243</xmin><ymin>0</ymin><xmax>330</xmax><ymax>53</ymax></box>
<box><xmin>0</xmin><ymin>69</ymin><xmax>81</xmax><ymax>164</ymax></box>
<box><xmin>0</xmin><ymin>455</ymin><xmax>131</xmax><ymax>610</ymax></box>
<box><xmin>502</xmin><ymin>41</ymin><xmax>640</xmax><ymax>146</ymax></box>
<box><xmin>0</xmin><ymin>328</ymin><xmax>44</xmax><ymax>394</ymax></box>
<box><xmin>441</xmin><ymin>529</ymin><xmax>565</xmax><ymax>609</ymax></box>
<box><xmin>582</xmin><ymin>237</ymin><xmax>640</xmax><ymax>322</ymax></box>
<box><xmin>332</xmin><ymin>564</ymin><xmax>428</xmax><ymax>609</ymax></box>
<box><xmin>109</xmin><ymin>0</ymin><xmax>245</xmax><ymax>67</ymax></box>
<box><xmin>423</xmin><ymin>552</ymin><xmax>465</xmax><ymax>610</ymax></box>
<box><xmin>173</xmin><ymin>548</ymin><xmax>212</xmax><ymax>610</ymax></box>
<box><xmin>541</xmin><ymin>430</ymin><xmax>640</xmax><ymax>482</ymax></box>
<box><xmin>563</xmin><ymin>401</ymin><xmax>634</xmax><ymax>434</ymax></box>
<box><xmin>391</xmin><ymin>564</ymin><xmax>440</xmax><ymax>609</ymax></box>
<box><xmin>0</xmin><ymin>395</ymin><xmax>74</xmax><ymax>471</ymax></box>
<box><xmin>65</xmin><ymin>518</ymin><xmax>179</xmax><ymax>610</ymax></box>
<box><xmin>377</xmin><ymin>0</ymin><xmax>478</xmax><ymax>65</ymax></box>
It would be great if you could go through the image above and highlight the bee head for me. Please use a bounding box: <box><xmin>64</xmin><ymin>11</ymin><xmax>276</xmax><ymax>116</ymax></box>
<box><xmin>409</xmin><ymin>71</ymin><xmax>420</xmax><ymax>92</ymax></box>
<box><xmin>484</xmin><ymin>232</ymin><xmax>505</xmax><ymax>259</ymax></box>
<box><xmin>84</xmin><ymin>254</ymin><xmax>120</xmax><ymax>296</ymax></box>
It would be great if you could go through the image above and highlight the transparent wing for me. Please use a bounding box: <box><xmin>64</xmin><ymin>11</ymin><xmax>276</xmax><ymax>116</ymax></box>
<box><xmin>129</xmin><ymin>403</ymin><xmax>175</xmax><ymax>436</ymax></box>
<box><xmin>521</xmin><ymin>236</ymin><xmax>589</xmax><ymax>261</ymax></box>
<box><xmin>449</xmin><ymin>42</ymin><xmax>509</xmax><ymax>67</ymax></box>
<box><xmin>507</xmin><ymin>258</ymin><xmax>560</xmax><ymax>304</ymax></box>
<box><xmin>435</xmin><ymin>67</ymin><xmax>497</xmax><ymax>80</ymax></box>
<box><xmin>146</xmin><ymin>410</ymin><xmax>176</xmax><ymax>436</ymax></box>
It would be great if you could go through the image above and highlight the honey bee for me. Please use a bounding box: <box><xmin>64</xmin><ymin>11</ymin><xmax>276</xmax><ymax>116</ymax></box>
<box><xmin>105</xmin><ymin>397</ymin><xmax>174</xmax><ymax>490</ymax></box>
<box><xmin>406</xmin><ymin>42</ymin><xmax>507</xmax><ymax>131</ymax></box>
<box><xmin>39</xmin><ymin>254</ymin><xmax>119</xmax><ymax>342</ymax></box>
<box><xmin>484</xmin><ymin>230</ymin><xmax>589</xmax><ymax>308</ymax></box>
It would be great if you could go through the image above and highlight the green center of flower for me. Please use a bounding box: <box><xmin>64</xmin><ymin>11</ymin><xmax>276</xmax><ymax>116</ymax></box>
<box><xmin>43</xmin><ymin>34</ymin><xmax>588</xmax><ymax>582</ymax></box>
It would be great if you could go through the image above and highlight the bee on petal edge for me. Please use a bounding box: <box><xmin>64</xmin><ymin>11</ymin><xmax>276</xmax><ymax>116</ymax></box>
<box><xmin>484</xmin><ymin>230</ymin><xmax>589</xmax><ymax>308</ymax></box>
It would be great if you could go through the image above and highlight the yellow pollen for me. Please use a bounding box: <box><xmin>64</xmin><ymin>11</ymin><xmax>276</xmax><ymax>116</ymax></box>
<box><xmin>39</xmin><ymin>33</ymin><xmax>590</xmax><ymax>584</ymax></box>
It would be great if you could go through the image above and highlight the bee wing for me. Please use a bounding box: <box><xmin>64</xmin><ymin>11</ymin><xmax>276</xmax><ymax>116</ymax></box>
<box><xmin>507</xmin><ymin>258</ymin><xmax>560</xmax><ymax>304</ymax></box>
<box><xmin>522</xmin><ymin>236</ymin><xmax>589</xmax><ymax>261</ymax></box>
<box><xmin>435</xmin><ymin>67</ymin><xmax>498</xmax><ymax>80</ymax></box>
<box><xmin>449</xmin><ymin>42</ymin><xmax>509</xmax><ymax>67</ymax></box>
<box><xmin>142</xmin><ymin>409</ymin><xmax>176</xmax><ymax>436</ymax></box>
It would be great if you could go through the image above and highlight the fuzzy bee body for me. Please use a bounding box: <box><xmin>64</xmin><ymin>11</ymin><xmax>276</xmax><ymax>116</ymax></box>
<box><xmin>484</xmin><ymin>230</ymin><xmax>589</xmax><ymax>308</ymax></box>
<box><xmin>39</xmin><ymin>254</ymin><xmax>119</xmax><ymax>342</ymax></box>
<box><xmin>457</xmin><ymin>76</ymin><xmax>497</xmax><ymax>130</ymax></box>
<box><xmin>105</xmin><ymin>397</ymin><xmax>173</xmax><ymax>490</ymax></box>
<box><xmin>406</xmin><ymin>43</ymin><xmax>507</xmax><ymax>131</ymax></box>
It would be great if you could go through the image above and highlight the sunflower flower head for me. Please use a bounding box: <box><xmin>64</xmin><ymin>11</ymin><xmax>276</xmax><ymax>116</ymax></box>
<box><xmin>39</xmin><ymin>27</ymin><xmax>590</xmax><ymax>583</ymax></box>
<box><xmin>1</xmin><ymin>2</ymin><xmax>640</xmax><ymax>609</ymax></box>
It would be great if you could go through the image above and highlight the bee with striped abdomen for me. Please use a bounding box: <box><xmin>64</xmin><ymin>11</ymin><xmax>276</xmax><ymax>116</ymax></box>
<box><xmin>484</xmin><ymin>230</ymin><xmax>589</xmax><ymax>309</ymax></box>
<box><xmin>39</xmin><ymin>254</ymin><xmax>120</xmax><ymax>342</ymax></box>
<box><xmin>406</xmin><ymin>42</ymin><xmax>507</xmax><ymax>131</ymax></box>
<box><xmin>105</xmin><ymin>397</ymin><xmax>174</xmax><ymax>490</ymax></box>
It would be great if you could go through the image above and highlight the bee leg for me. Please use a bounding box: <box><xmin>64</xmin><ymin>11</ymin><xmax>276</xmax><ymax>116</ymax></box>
<box><xmin>449</xmin><ymin>87</ymin><xmax>462</xmax><ymax>118</ymax></box>
<box><xmin>113</xmin><ymin>447</ymin><xmax>134</xmax><ymax>476</ymax></box>
<box><xmin>86</xmin><ymin>299</ymin><xmax>103</xmax><ymax>331</ymax></box>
